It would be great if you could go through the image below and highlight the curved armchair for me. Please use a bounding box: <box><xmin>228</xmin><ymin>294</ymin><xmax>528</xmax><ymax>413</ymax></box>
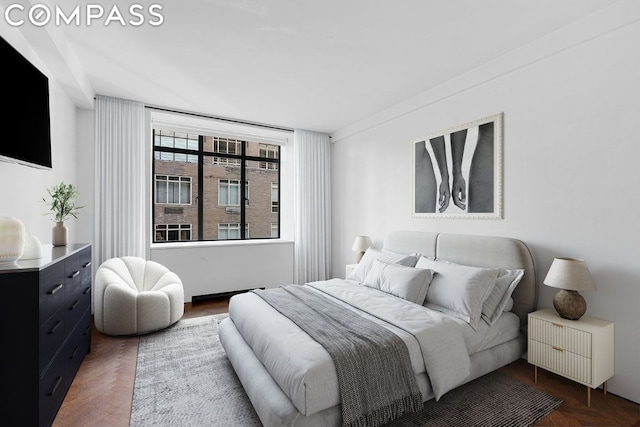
<box><xmin>94</xmin><ymin>257</ymin><xmax>184</xmax><ymax>336</ymax></box>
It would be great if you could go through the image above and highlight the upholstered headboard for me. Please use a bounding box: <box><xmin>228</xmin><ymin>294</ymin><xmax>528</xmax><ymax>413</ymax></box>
<box><xmin>383</xmin><ymin>231</ymin><xmax>537</xmax><ymax>326</ymax></box>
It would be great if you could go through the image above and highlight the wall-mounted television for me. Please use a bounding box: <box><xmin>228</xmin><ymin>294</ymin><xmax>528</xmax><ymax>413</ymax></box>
<box><xmin>0</xmin><ymin>36</ymin><xmax>52</xmax><ymax>170</ymax></box>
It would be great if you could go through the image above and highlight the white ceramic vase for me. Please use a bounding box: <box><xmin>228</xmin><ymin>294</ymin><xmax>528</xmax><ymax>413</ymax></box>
<box><xmin>0</xmin><ymin>217</ymin><xmax>25</xmax><ymax>264</ymax></box>
<box><xmin>52</xmin><ymin>222</ymin><xmax>68</xmax><ymax>247</ymax></box>
<box><xmin>21</xmin><ymin>232</ymin><xmax>43</xmax><ymax>260</ymax></box>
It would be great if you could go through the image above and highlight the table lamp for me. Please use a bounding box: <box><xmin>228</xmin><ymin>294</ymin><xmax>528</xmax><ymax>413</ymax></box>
<box><xmin>351</xmin><ymin>236</ymin><xmax>372</xmax><ymax>263</ymax></box>
<box><xmin>543</xmin><ymin>257</ymin><xmax>597</xmax><ymax>320</ymax></box>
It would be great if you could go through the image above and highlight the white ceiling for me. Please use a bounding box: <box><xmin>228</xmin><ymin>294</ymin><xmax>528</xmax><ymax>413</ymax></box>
<box><xmin>49</xmin><ymin>0</ymin><xmax>613</xmax><ymax>134</ymax></box>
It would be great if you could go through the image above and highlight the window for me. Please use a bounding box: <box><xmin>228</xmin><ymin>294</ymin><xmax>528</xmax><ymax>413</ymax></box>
<box><xmin>155</xmin><ymin>175</ymin><xmax>192</xmax><ymax>204</ymax></box>
<box><xmin>271</xmin><ymin>182</ymin><xmax>279</xmax><ymax>213</ymax></box>
<box><xmin>218</xmin><ymin>179</ymin><xmax>240</xmax><ymax>206</ymax></box>
<box><xmin>154</xmin><ymin>130</ymin><xmax>198</xmax><ymax>163</ymax></box>
<box><xmin>212</xmin><ymin>137</ymin><xmax>241</xmax><ymax>166</ymax></box>
<box><xmin>218</xmin><ymin>223</ymin><xmax>249</xmax><ymax>240</ymax></box>
<box><xmin>259</xmin><ymin>143</ymin><xmax>279</xmax><ymax>170</ymax></box>
<box><xmin>153</xmin><ymin>125</ymin><xmax>280</xmax><ymax>243</ymax></box>
<box><xmin>155</xmin><ymin>224</ymin><xmax>192</xmax><ymax>242</ymax></box>
<box><xmin>218</xmin><ymin>180</ymin><xmax>250</xmax><ymax>207</ymax></box>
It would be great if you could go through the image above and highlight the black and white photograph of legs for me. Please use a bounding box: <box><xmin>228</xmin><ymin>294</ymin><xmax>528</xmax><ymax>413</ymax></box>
<box><xmin>413</xmin><ymin>113</ymin><xmax>502</xmax><ymax>219</ymax></box>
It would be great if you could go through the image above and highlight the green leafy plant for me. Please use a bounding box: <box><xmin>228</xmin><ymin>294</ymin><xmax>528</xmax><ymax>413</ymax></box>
<box><xmin>43</xmin><ymin>182</ymin><xmax>84</xmax><ymax>223</ymax></box>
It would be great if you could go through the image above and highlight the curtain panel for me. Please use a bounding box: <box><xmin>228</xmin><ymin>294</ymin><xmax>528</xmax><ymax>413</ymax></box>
<box><xmin>94</xmin><ymin>96</ymin><xmax>146</xmax><ymax>266</ymax></box>
<box><xmin>293</xmin><ymin>129</ymin><xmax>332</xmax><ymax>283</ymax></box>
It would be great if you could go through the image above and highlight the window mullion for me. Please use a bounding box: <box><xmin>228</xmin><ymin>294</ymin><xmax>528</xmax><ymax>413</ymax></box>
<box><xmin>197</xmin><ymin>135</ymin><xmax>204</xmax><ymax>241</ymax></box>
<box><xmin>240</xmin><ymin>141</ymin><xmax>246</xmax><ymax>239</ymax></box>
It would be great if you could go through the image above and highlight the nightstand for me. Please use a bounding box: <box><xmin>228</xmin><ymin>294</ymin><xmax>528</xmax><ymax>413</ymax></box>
<box><xmin>345</xmin><ymin>263</ymin><xmax>358</xmax><ymax>279</ymax></box>
<box><xmin>528</xmin><ymin>308</ymin><xmax>614</xmax><ymax>407</ymax></box>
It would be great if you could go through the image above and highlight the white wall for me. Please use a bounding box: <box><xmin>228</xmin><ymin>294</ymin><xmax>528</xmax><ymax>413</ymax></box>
<box><xmin>151</xmin><ymin>240</ymin><xmax>294</xmax><ymax>301</ymax></box>
<box><xmin>330</xmin><ymin>5</ymin><xmax>640</xmax><ymax>403</ymax></box>
<box><xmin>0</xmin><ymin>33</ymin><xmax>81</xmax><ymax>246</ymax></box>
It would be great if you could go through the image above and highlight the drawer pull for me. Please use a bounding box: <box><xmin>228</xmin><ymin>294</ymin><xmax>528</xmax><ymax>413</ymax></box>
<box><xmin>552</xmin><ymin>322</ymin><xmax>564</xmax><ymax>328</ymax></box>
<box><xmin>552</xmin><ymin>345</ymin><xmax>564</xmax><ymax>352</ymax></box>
<box><xmin>83</xmin><ymin>261</ymin><xmax>92</xmax><ymax>268</ymax></box>
<box><xmin>69</xmin><ymin>300</ymin><xmax>80</xmax><ymax>311</ymax></box>
<box><xmin>48</xmin><ymin>376</ymin><xmax>63</xmax><ymax>396</ymax></box>
<box><xmin>70</xmin><ymin>346</ymin><xmax>79</xmax><ymax>360</ymax></box>
<box><xmin>83</xmin><ymin>286</ymin><xmax>91</xmax><ymax>295</ymax></box>
<box><xmin>49</xmin><ymin>320</ymin><xmax>62</xmax><ymax>335</ymax></box>
<box><xmin>84</xmin><ymin>325</ymin><xmax>91</xmax><ymax>336</ymax></box>
<box><xmin>69</xmin><ymin>271</ymin><xmax>80</xmax><ymax>279</ymax></box>
<box><xmin>49</xmin><ymin>284</ymin><xmax>63</xmax><ymax>295</ymax></box>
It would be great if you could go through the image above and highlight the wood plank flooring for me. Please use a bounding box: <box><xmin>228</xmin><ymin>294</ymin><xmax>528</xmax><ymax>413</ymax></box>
<box><xmin>54</xmin><ymin>298</ymin><xmax>640</xmax><ymax>426</ymax></box>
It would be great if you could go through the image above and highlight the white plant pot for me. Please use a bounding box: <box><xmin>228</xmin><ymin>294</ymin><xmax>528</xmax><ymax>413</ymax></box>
<box><xmin>0</xmin><ymin>217</ymin><xmax>25</xmax><ymax>264</ymax></box>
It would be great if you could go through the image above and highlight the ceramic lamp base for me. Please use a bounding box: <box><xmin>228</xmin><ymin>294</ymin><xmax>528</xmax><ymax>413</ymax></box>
<box><xmin>553</xmin><ymin>289</ymin><xmax>586</xmax><ymax>320</ymax></box>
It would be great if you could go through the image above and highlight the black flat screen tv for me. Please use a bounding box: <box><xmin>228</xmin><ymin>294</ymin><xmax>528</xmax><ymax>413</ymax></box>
<box><xmin>1</xmin><ymin>36</ymin><xmax>52</xmax><ymax>169</ymax></box>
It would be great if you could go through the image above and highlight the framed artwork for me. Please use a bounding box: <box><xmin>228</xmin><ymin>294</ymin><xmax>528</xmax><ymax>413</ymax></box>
<box><xmin>411</xmin><ymin>113</ymin><xmax>503</xmax><ymax>219</ymax></box>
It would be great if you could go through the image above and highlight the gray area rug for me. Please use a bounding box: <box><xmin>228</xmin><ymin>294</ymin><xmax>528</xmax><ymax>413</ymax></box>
<box><xmin>130</xmin><ymin>314</ymin><xmax>260</xmax><ymax>427</ymax></box>
<box><xmin>130</xmin><ymin>315</ymin><xmax>562</xmax><ymax>427</ymax></box>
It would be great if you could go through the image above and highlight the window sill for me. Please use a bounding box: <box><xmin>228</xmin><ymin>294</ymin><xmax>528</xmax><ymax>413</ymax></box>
<box><xmin>150</xmin><ymin>239</ymin><xmax>294</xmax><ymax>250</ymax></box>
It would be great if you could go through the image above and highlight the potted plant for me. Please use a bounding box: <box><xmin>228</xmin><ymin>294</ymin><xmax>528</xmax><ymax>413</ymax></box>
<box><xmin>43</xmin><ymin>182</ymin><xmax>83</xmax><ymax>246</ymax></box>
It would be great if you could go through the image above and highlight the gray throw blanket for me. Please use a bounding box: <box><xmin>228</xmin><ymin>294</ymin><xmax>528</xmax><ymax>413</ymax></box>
<box><xmin>251</xmin><ymin>285</ymin><xmax>423</xmax><ymax>427</ymax></box>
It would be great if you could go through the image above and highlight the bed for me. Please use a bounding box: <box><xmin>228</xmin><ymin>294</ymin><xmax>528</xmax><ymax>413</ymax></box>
<box><xmin>219</xmin><ymin>231</ymin><xmax>537</xmax><ymax>426</ymax></box>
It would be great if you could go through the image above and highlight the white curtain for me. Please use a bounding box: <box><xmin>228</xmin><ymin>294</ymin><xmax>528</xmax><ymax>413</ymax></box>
<box><xmin>293</xmin><ymin>129</ymin><xmax>332</xmax><ymax>283</ymax></box>
<box><xmin>94</xmin><ymin>96</ymin><xmax>146</xmax><ymax>266</ymax></box>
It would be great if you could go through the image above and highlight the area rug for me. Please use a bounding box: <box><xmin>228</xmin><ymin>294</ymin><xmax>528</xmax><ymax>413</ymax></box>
<box><xmin>130</xmin><ymin>315</ymin><xmax>562</xmax><ymax>427</ymax></box>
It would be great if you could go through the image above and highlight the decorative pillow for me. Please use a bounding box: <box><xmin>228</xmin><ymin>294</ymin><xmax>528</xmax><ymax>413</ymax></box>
<box><xmin>415</xmin><ymin>257</ymin><xmax>500</xmax><ymax>330</ymax></box>
<box><xmin>362</xmin><ymin>259</ymin><xmax>434</xmax><ymax>304</ymax></box>
<box><xmin>347</xmin><ymin>248</ymin><xmax>419</xmax><ymax>283</ymax></box>
<box><xmin>481</xmin><ymin>269</ymin><xmax>524</xmax><ymax>325</ymax></box>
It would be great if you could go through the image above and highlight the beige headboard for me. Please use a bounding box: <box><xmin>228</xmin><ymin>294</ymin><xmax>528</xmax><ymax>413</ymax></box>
<box><xmin>383</xmin><ymin>230</ymin><xmax>537</xmax><ymax>326</ymax></box>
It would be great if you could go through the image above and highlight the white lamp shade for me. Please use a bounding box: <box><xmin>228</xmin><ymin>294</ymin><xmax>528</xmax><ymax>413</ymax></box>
<box><xmin>351</xmin><ymin>236</ymin><xmax>372</xmax><ymax>252</ymax></box>
<box><xmin>544</xmin><ymin>257</ymin><xmax>597</xmax><ymax>291</ymax></box>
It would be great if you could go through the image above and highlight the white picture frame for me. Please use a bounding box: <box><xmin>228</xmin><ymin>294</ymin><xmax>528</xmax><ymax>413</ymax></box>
<box><xmin>411</xmin><ymin>113</ymin><xmax>503</xmax><ymax>219</ymax></box>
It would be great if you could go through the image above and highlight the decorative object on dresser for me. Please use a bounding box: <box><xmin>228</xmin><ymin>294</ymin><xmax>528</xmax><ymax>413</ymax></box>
<box><xmin>42</xmin><ymin>182</ymin><xmax>84</xmax><ymax>247</ymax></box>
<box><xmin>544</xmin><ymin>257</ymin><xmax>596</xmax><ymax>320</ymax></box>
<box><xmin>94</xmin><ymin>257</ymin><xmax>184</xmax><ymax>336</ymax></box>
<box><xmin>0</xmin><ymin>243</ymin><xmax>92</xmax><ymax>427</ymax></box>
<box><xmin>0</xmin><ymin>216</ymin><xmax>25</xmax><ymax>264</ymax></box>
<box><xmin>528</xmin><ymin>308</ymin><xmax>614</xmax><ymax>407</ymax></box>
<box><xmin>351</xmin><ymin>235</ymin><xmax>372</xmax><ymax>263</ymax></box>
<box><xmin>21</xmin><ymin>231</ymin><xmax>43</xmax><ymax>260</ymax></box>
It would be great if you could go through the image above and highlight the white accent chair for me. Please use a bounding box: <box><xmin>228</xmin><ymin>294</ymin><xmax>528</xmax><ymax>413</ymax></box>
<box><xmin>94</xmin><ymin>257</ymin><xmax>184</xmax><ymax>336</ymax></box>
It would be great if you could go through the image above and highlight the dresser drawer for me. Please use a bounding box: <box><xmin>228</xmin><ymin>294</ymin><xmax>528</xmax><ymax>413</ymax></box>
<box><xmin>39</xmin><ymin>346</ymin><xmax>69</xmax><ymax>427</ymax></box>
<box><xmin>529</xmin><ymin>340</ymin><xmax>592</xmax><ymax>384</ymax></box>
<box><xmin>65</xmin><ymin>308</ymin><xmax>92</xmax><ymax>381</ymax></box>
<box><xmin>529</xmin><ymin>315</ymin><xmax>592</xmax><ymax>358</ymax></box>
<box><xmin>39</xmin><ymin>262</ymin><xmax>66</xmax><ymax>326</ymax></box>
<box><xmin>79</xmin><ymin>247</ymin><xmax>92</xmax><ymax>288</ymax></box>
<box><xmin>64</xmin><ymin>253</ymin><xmax>82</xmax><ymax>303</ymax></box>
<box><xmin>39</xmin><ymin>310</ymin><xmax>67</xmax><ymax>375</ymax></box>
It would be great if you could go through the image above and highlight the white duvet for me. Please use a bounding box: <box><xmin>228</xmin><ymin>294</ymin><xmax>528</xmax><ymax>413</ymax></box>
<box><xmin>227</xmin><ymin>279</ymin><xmax>516</xmax><ymax>417</ymax></box>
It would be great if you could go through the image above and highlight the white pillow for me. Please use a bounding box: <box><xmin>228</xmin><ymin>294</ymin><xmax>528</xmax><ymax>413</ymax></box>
<box><xmin>481</xmin><ymin>268</ymin><xmax>524</xmax><ymax>325</ymax></box>
<box><xmin>415</xmin><ymin>257</ymin><xmax>499</xmax><ymax>330</ymax></box>
<box><xmin>502</xmin><ymin>297</ymin><xmax>514</xmax><ymax>313</ymax></box>
<box><xmin>348</xmin><ymin>248</ymin><xmax>419</xmax><ymax>283</ymax></box>
<box><xmin>362</xmin><ymin>260</ymin><xmax>434</xmax><ymax>304</ymax></box>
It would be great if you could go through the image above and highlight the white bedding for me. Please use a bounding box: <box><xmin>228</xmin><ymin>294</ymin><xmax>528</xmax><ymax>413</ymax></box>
<box><xmin>227</xmin><ymin>278</ymin><xmax>520</xmax><ymax>418</ymax></box>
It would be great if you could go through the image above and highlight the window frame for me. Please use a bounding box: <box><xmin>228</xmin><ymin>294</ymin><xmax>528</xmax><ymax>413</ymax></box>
<box><xmin>152</xmin><ymin>126</ymin><xmax>281</xmax><ymax>243</ymax></box>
